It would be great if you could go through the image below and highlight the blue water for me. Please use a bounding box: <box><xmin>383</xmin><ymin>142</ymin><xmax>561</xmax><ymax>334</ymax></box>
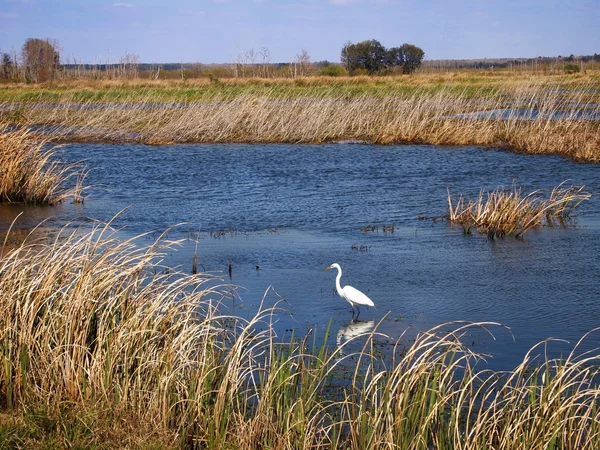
<box><xmin>458</xmin><ymin>107</ymin><xmax>600</xmax><ymax>121</ymax></box>
<box><xmin>3</xmin><ymin>143</ymin><xmax>600</xmax><ymax>370</ymax></box>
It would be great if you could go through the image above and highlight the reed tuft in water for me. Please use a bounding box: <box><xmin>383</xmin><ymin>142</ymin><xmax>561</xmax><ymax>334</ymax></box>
<box><xmin>447</xmin><ymin>182</ymin><xmax>591</xmax><ymax>238</ymax></box>
<box><xmin>0</xmin><ymin>127</ymin><xmax>81</xmax><ymax>204</ymax></box>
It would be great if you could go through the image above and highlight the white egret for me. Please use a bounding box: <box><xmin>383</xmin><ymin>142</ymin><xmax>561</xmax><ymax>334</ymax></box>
<box><xmin>324</xmin><ymin>263</ymin><xmax>374</xmax><ymax>319</ymax></box>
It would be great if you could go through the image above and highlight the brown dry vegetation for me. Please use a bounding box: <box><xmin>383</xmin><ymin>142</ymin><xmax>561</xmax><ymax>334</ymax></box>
<box><xmin>1</xmin><ymin>70</ymin><xmax>598</xmax><ymax>91</ymax></box>
<box><xmin>1</xmin><ymin>221</ymin><xmax>600</xmax><ymax>449</ymax></box>
<box><xmin>0</xmin><ymin>127</ymin><xmax>82</xmax><ymax>204</ymax></box>
<box><xmin>1</xmin><ymin>73</ymin><xmax>599</xmax><ymax>162</ymax></box>
<box><xmin>447</xmin><ymin>183</ymin><xmax>591</xmax><ymax>238</ymax></box>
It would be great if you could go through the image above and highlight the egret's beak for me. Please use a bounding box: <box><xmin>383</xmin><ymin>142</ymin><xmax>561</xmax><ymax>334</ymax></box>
<box><xmin>324</xmin><ymin>265</ymin><xmax>332</xmax><ymax>271</ymax></box>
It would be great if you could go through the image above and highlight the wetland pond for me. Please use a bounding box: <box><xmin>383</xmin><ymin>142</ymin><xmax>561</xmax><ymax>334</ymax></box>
<box><xmin>4</xmin><ymin>143</ymin><xmax>600</xmax><ymax>370</ymax></box>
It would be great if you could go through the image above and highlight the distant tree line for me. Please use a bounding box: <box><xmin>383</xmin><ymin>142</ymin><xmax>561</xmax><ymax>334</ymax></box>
<box><xmin>341</xmin><ymin>40</ymin><xmax>425</xmax><ymax>74</ymax></box>
<box><xmin>422</xmin><ymin>53</ymin><xmax>600</xmax><ymax>72</ymax></box>
<box><xmin>1</xmin><ymin>38</ymin><xmax>141</xmax><ymax>83</ymax></box>
<box><xmin>1</xmin><ymin>36</ymin><xmax>599</xmax><ymax>83</ymax></box>
<box><xmin>1</xmin><ymin>38</ymin><xmax>61</xmax><ymax>82</ymax></box>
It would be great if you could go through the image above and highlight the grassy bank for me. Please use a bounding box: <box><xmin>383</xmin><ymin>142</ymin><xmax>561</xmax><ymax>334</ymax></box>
<box><xmin>1</xmin><ymin>221</ymin><xmax>599</xmax><ymax>449</ymax></box>
<box><xmin>0</xmin><ymin>73</ymin><xmax>599</xmax><ymax>162</ymax></box>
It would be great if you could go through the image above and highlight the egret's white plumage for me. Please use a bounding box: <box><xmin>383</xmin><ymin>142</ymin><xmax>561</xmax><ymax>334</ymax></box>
<box><xmin>324</xmin><ymin>263</ymin><xmax>374</xmax><ymax>318</ymax></box>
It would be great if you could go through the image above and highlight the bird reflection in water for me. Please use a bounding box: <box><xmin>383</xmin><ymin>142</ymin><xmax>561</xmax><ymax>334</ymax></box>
<box><xmin>336</xmin><ymin>319</ymin><xmax>375</xmax><ymax>349</ymax></box>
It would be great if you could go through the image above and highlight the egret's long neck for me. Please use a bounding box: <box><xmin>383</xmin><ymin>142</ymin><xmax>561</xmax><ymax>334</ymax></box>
<box><xmin>335</xmin><ymin>266</ymin><xmax>344</xmax><ymax>297</ymax></box>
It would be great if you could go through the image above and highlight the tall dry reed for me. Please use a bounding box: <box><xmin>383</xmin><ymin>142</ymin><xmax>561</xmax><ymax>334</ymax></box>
<box><xmin>0</xmin><ymin>220</ymin><xmax>335</xmax><ymax>448</ymax></box>
<box><xmin>1</xmin><ymin>220</ymin><xmax>600</xmax><ymax>448</ymax></box>
<box><xmin>447</xmin><ymin>183</ymin><xmax>591</xmax><ymax>238</ymax></box>
<box><xmin>0</xmin><ymin>127</ymin><xmax>81</xmax><ymax>204</ymax></box>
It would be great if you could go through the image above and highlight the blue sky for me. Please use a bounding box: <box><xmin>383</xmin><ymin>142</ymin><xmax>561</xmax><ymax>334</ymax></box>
<box><xmin>1</xmin><ymin>0</ymin><xmax>599</xmax><ymax>64</ymax></box>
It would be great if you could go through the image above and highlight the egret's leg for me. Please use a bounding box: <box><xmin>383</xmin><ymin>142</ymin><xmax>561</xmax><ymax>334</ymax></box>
<box><xmin>351</xmin><ymin>305</ymin><xmax>355</xmax><ymax>318</ymax></box>
<box><xmin>356</xmin><ymin>306</ymin><xmax>361</xmax><ymax>320</ymax></box>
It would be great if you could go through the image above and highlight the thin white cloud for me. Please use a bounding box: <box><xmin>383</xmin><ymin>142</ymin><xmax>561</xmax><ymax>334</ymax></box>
<box><xmin>329</xmin><ymin>0</ymin><xmax>360</xmax><ymax>5</ymax></box>
<box><xmin>0</xmin><ymin>11</ymin><xmax>19</xmax><ymax>18</ymax></box>
<box><xmin>113</xmin><ymin>2</ymin><xmax>135</xmax><ymax>7</ymax></box>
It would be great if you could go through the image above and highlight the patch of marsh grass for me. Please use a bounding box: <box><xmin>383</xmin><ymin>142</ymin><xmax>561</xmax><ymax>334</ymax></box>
<box><xmin>0</xmin><ymin>407</ymin><xmax>177</xmax><ymax>449</ymax></box>
<box><xmin>2</xmin><ymin>77</ymin><xmax>598</xmax><ymax>161</ymax></box>
<box><xmin>72</xmin><ymin>168</ymin><xmax>89</xmax><ymax>204</ymax></box>
<box><xmin>447</xmin><ymin>182</ymin><xmax>591</xmax><ymax>238</ymax></box>
<box><xmin>0</xmin><ymin>127</ymin><xmax>83</xmax><ymax>204</ymax></box>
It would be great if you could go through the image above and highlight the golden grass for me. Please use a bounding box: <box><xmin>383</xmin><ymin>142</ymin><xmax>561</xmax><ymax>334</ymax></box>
<box><xmin>1</xmin><ymin>220</ymin><xmax>600</xmax><ymax>448</ymax></box>
<box><xmin>0</xmin><ymin>127</ymin><xmax>82</xmax><ymax>204</ymax></box>
<box><xmin>72</xmin><ymin>168</ymin><xmax>88</xmax><ymax>204</ymax></box>
<box><xmin>3</xmin><ymin>70</ymin><xmax>599</xmax><ymax>91</ymax></box>
<box><xmin>0</xmin><ymin>75</ymin><xmax>599</xmax><ymax>162</ymax></box>
<box><xmin>447</xmin><ymin>183</ymin><xmax>591</xmax><ymax>238</ymax></box>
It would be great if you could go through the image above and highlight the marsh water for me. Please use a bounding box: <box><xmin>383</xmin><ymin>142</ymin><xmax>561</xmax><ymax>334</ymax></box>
<box><xmin>5</xmin><ymin>143</ymin><xmax>600</xmax><ymax>370</ymax></box>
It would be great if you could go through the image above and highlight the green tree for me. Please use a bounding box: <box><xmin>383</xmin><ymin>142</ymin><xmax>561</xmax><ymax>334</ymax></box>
<box><xmin>22</xmin><ymin>38</ymin><xmax>60</xmax><ymax>82</ymax></box>
<box><xmin>384</xmin><ymin>47</ymin><xmax>404</xmax><ymax>69</ymax></box>
<box><xmin>341</xmin><ymin>40</ymin><xmax>424</xmax><ymax>75</ymax></box>
<box><xmin>400</xmin><ymin>43</ymin><xmax>425</xmax><ymax>73</ymax></box>
<box><xmin>1</xmin><ymin>53</ymin><xmax>13</xmax><ymax>80</ymax></box>
<box><xmin>341</xmin><ymin>39</ymin><xmax>387</xmax><ymax>74</ymax></box>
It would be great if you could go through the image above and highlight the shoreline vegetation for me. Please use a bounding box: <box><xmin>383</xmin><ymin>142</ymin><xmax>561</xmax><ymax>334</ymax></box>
<box><xmin>1</xmin><ymin>222</ymin><xmax>599</xmax><ymax>449</ymax></box>
<box><xmin>0</xmin><ymin>127</ymin><xmax>83</xmax><ymax>205</ymax></box>
<box><xmin>0</xmin><ymin>72</ymin><xmax>599</xmax><ymax>162</ymax></box>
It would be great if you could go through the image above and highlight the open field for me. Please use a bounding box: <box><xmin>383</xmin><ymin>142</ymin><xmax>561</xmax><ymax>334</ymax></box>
<box><xmin>1</xmin><ymin>221</ymin><xmax>600</xmax><ymax>449</ymax></box>
<box><xmin>1</xmin><ymin>72</ymin><xmax>599</xmax><ymax>101</ymax></box>
<box><xmin>1</xmin><ymin>72</ymin><xmax>599</xmax><ymax>162</ymax></box>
